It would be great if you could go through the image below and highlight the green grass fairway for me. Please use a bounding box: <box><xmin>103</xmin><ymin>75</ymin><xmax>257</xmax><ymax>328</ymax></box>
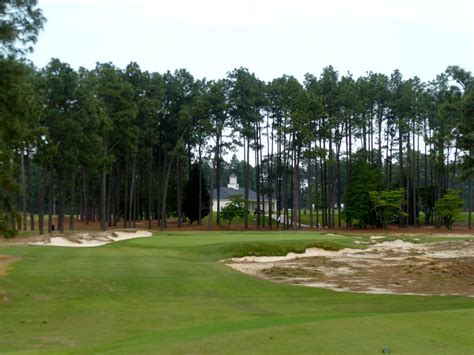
<box><xmin>1</xmin><ymin>232</ymin><xmax>474</xmax><ymax>353</ymax></box>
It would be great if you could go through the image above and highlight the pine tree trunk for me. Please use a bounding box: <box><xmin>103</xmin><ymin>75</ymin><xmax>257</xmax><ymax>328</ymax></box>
<box><xmin>259</xmin><ymin>134</ymin><xmax>265</xmax><ymax>228</ymax></box>
<box><xmin>276</xmin><ymin>127</ymin><xmax>282</xmax><ymax>227</ymax></box>
<box><xmin>100</xmin><ymin>143</ymin><xmax>108</xmax><ymax>230</ymax></box>
<box><xmin>320</xmin><ymin>150</ymin><xmax>325</xmax><ymax>228</ymax></box>
<box><xmin>348</xmin><ymin>118</ymin><xmax>353</xmax><ymax>183</ymax></box>
<box><xmin>336</xmin><ymin>142</ymin><xmax>342</xmax><ymax>228</ymax></box>
<box><xmin>148</xmin><ymin>155</ymin><xmax>153</xmax><ymax>229</ymax></box>
<box><xmin>113</xmin><ymin>167</ymin><xmax>120</xmax><ymax>227</ymax></box>
<box><xmin>123</xmin><ymin>163</ymin><xmax>129</xmax><ymax>228</ymax></box>
<box><xmin>58</xmin><ymin>177</ymin><xmax>65</xmax><ymax>233</ymax></box>
<box><xmin>83</xmin><ymin>172</ymin><xmax>90</xmax><ymax>225</ymax></box>
<box><xmin>399</xmin><ymin>119</ymin><xmax>405</xmax><ymax>227</ymax></box>
<box><xmin>413</xmin><ymin>124</ymin><xmax>418</xmax><ymax>227</ymax></box>
<box><xmin>161</xmin><ymin>146</ymin><xmax>180</xmax><ymax>231</ymax></box>
<box><xmin>177</xmin><ymin>155</ymin><xmax>183</xmax><ymax>227</ymax></box>
<box><xmin>378</xmin><ymin>112</ymin><xmax>383</xmax><ymax>169</ymax></box>
<box><xmin>198</xmin><ymin>146</ymin><xmax>202</xmax><ymax>225</ymax></box>
<box><xmin>468</xmin><ymin>178</ymin><xmax>472</xmax><ymax>230</ymax></box>
<box><xmin>255</xmin><ymin>133</ymin><xmax>261</xmax><ymax>228</ymax></box>
<box><xmin>20</xmin><ymin>149</ymin><xmax>27</xmax><ymax>231</ymax></box>
<box><xmin>27</xmin><ymin>155</ymin><xmax>34</xmax><ymax>232</ymax></box>
<box><xmin>48</xmin><ymin>172</ymin><xmax>53</xmax><ymax>233</ymax></box>
<box><xmin>106</xmin><ymin>170</ymin><xmax>113</xmax><ymax>227</ymax></box>
<box><xmin>129</xmin><ymin>157</ymin><xmax>136</xmax><ymax>228</ymax></box>
<box><xmin>244</xmin><ymin>138</ymin><xmax>250</xmax><ymax>229</ymax></box>
<box><xmin>156</xmin><ymin>151</ymin><xmax>162</xmax><ymax>228</ymax></box>
<box><xmin>283</xmin><ymin>136</ymin><xmax>289</xmax><ymax>229</ymax></box>
<box><xmin>315</xmin><ymin>157</ymin><xmax>319</xmax><ymax>228</ymax></box>
<box><xmin>69</xmin><ymin>172</ymin><xmax>75</xmax><ymax>231</ymax></box>
<box><xmin>38</xmin><ymin>166</ymin><xmax>45</xmax><ymax>235</ymax></box>
<box><xmin>292</xmin><ymin>146</ymin><xmax>299</xmax><ymax>230</ymax></box>
<box><xmin>308</xmin><ymin>147</ymin><xmax>314</xmax><ymax>228</ymax></box>
<box><xmin>133</xmin><ymin>173</ymin><xmax>138</xmax><ymax>228</ymax></box>
<box><xmin>208</xmin><ymin>149</ymin><xmax>216</xmax><ymax>231</ymax></box>
<box><xmin>216</xmin><ymin>135</ymin><xmax>221</xmax><ymax>225</ymax></box>
<box><xmin>268</xmin><ymin>120</ymin><xmax>274</xmax><ymax>229</ymax></box>
<box><xmin>407</xmin><ymin>129</ymin><xmax>411</xmax><ymax>226</ymax></box>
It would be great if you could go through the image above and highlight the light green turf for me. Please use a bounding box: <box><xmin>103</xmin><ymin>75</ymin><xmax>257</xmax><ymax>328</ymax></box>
<box><xmin>1</xmin><ymin>231</ymin><xmax>474</xmax><ymax>354</ymax></box>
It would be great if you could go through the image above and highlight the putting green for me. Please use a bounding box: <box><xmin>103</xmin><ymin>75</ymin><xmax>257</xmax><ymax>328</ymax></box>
<box><xmin>0</xmin><ymin>231</ymin><xmax>473</xmax><ymax>353</ymax></box>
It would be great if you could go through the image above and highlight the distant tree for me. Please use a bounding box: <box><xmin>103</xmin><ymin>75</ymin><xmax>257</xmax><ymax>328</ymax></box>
<box><xmin>228</xmin><ymin>68</ymin><xmax>265</xmax><ymax>229</ymax></box>
<box><xmin>458</xmin><ymin>89</ymin><xmax>474</xmax><ymax>229</ymax></box>
<box><xmin>370</xmin><ymin>189</ymin><xmax>406</xmax><ymax>229</ymax></box>
<box><xmin>457</xmin><ymin>89</ymin><xmax>473</xmax><ymax>179</ymax></box>
<box><xmin>220</xmin><ymin>195</ymin><xmax>246</xmax><ymax>227</ymax></box>
<box><xmin>419</xmin><ymin>186</ymin><xmax>437</xmax><ymax>225</ymax></box>
<box><xmin>343</xmin><ymin>152</ymin><xmax>385</xmax><ymax>228</ymax></box>
<box><xmin>435</xmin><ymin>189</ymin><xmax>463</xmax><ymax>229</ymax></box>
<box><xmin>159</xmin><ymin>69</ymin><xmax>196</xmax><ymax>230</ymax></box>
<box><xmin>0</xmin><ymin>58</ymin><xmax>37</xmax><ymax>237</ymax></box>
<box><xmin>94</xmin><ymin>63</ymin><xmax>138</xmax><ymax>230</ymax></box>
<box><xmin>42</xmin><ymin>59</ymin><xmax>80</xmax><ymax>233</ymax></box>
<box><xmin>183</xmin><ymin>163</ymin><xmax>210</xmax><ymax>224</ymax></box>
<box><xmin>0</xmin><ymin>0</ymin><xmax>46</xmax><ymax>56</ymax></box>
<box><xmin>0</xmin><ymin>0</ymin><xmax>45</xmax><ymax>236</ymax></box>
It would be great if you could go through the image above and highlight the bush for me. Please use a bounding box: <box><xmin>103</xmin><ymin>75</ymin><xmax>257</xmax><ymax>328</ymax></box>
<box><xmin>220</xmin><ymin>195</ymin><xmax>246</xmax><ymax>226</ymax></box>
<box><xmin>435</xmin><ymin>189</ymin><xmax>463</xmax><ymax>229</ymax></box>
<box><xmin>0</xmin><ymin>214</ymin><xmax>17</xmax><ymax>239</ymax></box>
<box><xmin>369</xmin><ymin>189</ymin><xmax>406</xmax><ymax>229</ymax></box>
<box><xmin>343</xmin><ymin>153</ymin><xmax>385</xmax><ymax>228</ymax></box>
<box><xmin>183</xmin><ymin>163</ymin><xmax>210</xmax><ymax>224</ymax></box>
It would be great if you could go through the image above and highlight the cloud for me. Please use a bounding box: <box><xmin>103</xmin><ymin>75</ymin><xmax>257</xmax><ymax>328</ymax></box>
<box><xmin>44</xmin><ymin>0</ymin><xmax>474</xmax><ymax>30</ymax></box>
<box><xmin>140</xmin><ymin>0</ymin><xmax>474</xmax><ymax>31</ymax></box>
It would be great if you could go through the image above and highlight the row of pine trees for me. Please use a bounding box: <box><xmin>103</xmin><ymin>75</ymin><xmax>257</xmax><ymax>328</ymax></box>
<box><xmin>1</xmin><ymin>54</ymin><xmax>473</xmax><ymax>235</ymax></box>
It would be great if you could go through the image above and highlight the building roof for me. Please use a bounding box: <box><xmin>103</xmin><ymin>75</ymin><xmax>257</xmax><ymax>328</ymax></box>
<box><xmin>213</xmin><ymin>187</ymin><xmax>257</xmax><ymax>201</ymax></box>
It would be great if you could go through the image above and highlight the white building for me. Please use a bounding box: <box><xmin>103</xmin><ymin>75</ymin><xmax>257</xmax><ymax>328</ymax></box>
<box><xmin>212</xmin><ymin>173</ymin><xmax>276</xmax><ymax>213</ymax></box>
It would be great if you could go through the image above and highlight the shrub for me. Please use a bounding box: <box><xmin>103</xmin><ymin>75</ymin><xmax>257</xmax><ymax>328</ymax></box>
<box><xmin>435</xmin><ymin>189</ymin><xmax>463</xmax><ymax>229</ymax></box>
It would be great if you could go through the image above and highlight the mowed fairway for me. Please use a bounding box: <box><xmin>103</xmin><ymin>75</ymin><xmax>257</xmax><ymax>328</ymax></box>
<box><xmin>1</xmin><ymin>232</ymin><xmax>474</xmax><ymax>354</ymax></box>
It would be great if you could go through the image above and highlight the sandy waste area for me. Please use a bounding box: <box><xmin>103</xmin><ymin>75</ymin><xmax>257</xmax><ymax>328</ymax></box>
<box><xmin>225</xmin><ymin>238</ymin><xmax>474</xmax><ymax>297</ymax></box>
<box><xmin>29</xmin><ymin>230</ymin><xmax>152</xmax><ymax>248</ymax></box>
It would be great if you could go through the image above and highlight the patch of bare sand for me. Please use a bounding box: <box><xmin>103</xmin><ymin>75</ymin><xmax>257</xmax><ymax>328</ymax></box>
<box><xmin>29</xmin><ymin>230</ymin><xmax>152</xmax><ymax>248</ymax></box>
<box><xmin>0</xmin><ymin>255</ymin><xmax>17</xmax><ymax>277</ymax></box>
<box><xmin>0</xmin><ymin>255</ymin><xmax>19</xmax><ymax>303</ymax></box>
<box><xmin>225</xmin><ymin>239</ymin><xmax>474</xmax><ymax>297</ymax></box>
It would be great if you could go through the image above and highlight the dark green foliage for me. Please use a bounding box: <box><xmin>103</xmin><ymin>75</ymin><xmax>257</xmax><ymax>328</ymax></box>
<box><xmin>343</xmin><ymin>152</ymin><xmax>385</xmax><ymax>228</ymax></box>
<box><xmin>220</xmin><ymin>195</ymin><xmax>246</xmax><ymax>226</ymax></box>
<box><xmin>0</xmin><ymin>57</ymin><xmax>36</xmax><ymax>237</ymax></box>
<box><xmin>0</xmin><ymin>0</ymin><xmax>46</xmax><ymax>55</ymax></box>
<box><xmin>183</xmin><ymin>163</ymin><xmax>210</xmax><ymax>224</ymax></box>
<box><xmin>458</xmin><ymin>89</ymin><xmax>474</xmax><ymax>179</ymax></box>
<box><xmin>419</xmin><ymin>186</ymin><xmax>437</xmax><ymax>225</ymax></box>
<box><xmin>369</xmin><ymin>189</ymin><xmax>406</xmax><ymax>229</ymax></box>
<box><xmin>435</xmin><ymin>189</ymin><xmax>463</xmax><ymax>229</ymax></box>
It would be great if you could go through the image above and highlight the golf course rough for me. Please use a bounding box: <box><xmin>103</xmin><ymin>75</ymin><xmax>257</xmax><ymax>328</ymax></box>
<box><xmin>0</xmin><ymin>231</ymin><xmax>473</xmax><ymax>353</ymax></box>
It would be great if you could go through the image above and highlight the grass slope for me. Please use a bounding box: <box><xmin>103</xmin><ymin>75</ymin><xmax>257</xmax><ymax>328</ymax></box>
<box><xmin>1</xmin><ymin>231</ymin><xmax>473</xmax><ymax>354</ymax></box>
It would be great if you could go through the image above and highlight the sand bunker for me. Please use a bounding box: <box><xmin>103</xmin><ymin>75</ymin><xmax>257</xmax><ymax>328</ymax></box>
<box><xmin>29</xmin><ymin>230</ymin><xmax>152</xmax><ymax>248</ymax></box>
<box><xmin>226</xmin><ymin>239</ymin><xmax>474</xmax><ymax>297</ymax></box>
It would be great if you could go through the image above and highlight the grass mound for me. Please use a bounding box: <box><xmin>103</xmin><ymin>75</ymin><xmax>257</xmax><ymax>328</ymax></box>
<box><xmin>199</xmin><ymin>240</ymin><xmax>351</xmax><ymax>259</ymax></box>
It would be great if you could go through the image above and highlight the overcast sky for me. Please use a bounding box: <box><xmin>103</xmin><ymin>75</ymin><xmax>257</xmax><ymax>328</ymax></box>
<box><xmin>28</xmin><ymin>0</ymin><xmax>473</xmax><ymax>83</ymax></box>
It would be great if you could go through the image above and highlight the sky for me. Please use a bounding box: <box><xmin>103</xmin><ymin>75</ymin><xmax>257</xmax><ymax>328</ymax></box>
<box><xmin>28</xmin><ymin>0</ymin><xmax>473</xmax><ymax>83</ymax></box>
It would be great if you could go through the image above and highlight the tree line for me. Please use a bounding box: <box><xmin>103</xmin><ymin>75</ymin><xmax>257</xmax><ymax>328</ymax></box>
<box><xmin>1</xmin><ymin>1</ymin><xmax>473</xmax><ymax>236</ymax></box>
